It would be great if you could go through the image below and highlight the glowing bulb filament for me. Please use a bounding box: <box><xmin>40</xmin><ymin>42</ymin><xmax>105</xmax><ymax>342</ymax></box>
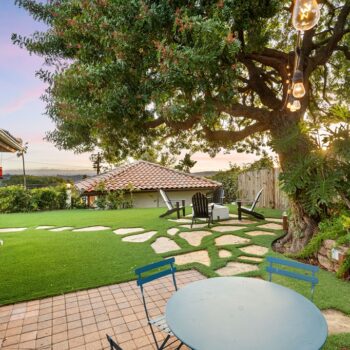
<box><xmin>292</xmin><ymin>0</ymin><xmax>321</xmax><ymax>31</ymax></box>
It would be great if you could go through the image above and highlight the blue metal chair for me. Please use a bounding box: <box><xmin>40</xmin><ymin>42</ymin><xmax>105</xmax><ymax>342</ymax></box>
<box><xmin>135</xmin><ymin>258</ymin><xmax>183</xmax><ymax>350</ymax></box>
<box><xmin>266</xmin><ymin>256</ymin><xmax>319</xmax><ymax>300</ymax></box>
<box><xmin>106</xmin><ymin>334</ymin><xmax>123</xmax><ymax>350</ymax></box>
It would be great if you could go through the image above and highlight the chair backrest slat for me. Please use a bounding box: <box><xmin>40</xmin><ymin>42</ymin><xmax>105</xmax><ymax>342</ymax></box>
<box><xmin>192</xmin><ymin>192</ymin><xmax>209</xmax><ymax>218</ymax></box>
<box><xmin>137</xmin><ymin>268</ymin><xmax>176</xmax><ymax>286</ymax></box>
<box><xmin>135</xmin><ymin>257</ymin><xmax>175</xmax><ymax>274</ymax></box>
<box><xmin>250</xmin><ymin>188</ymin><xmax>263</xmax><ymax>211</ymax></box>
<box><xmin>159</xmin><ymin>189</ymin><xmax>173</xmax><ymax>210</ymax></box>
<box><xmin>266</xmin><ymin>256</ymin><xmax>319</xmax><ymax>272</ymax></box>
<box><xmin>266</xmin><ymin>266</ymin><xmax>318</xmax><ymax>285</ymax></box>
<box><xmin>266</xmin><ymin>256</ymin><xmax>319</xmax><ymax>300</ymax></box>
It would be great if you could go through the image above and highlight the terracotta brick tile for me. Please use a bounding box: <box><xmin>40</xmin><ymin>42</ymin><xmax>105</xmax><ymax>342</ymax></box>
<box><xmin>18</xmin><ymin>339</ymin><xmax>36</xmax><ymax>349</ymax></box>
<box><xmin>96</xmin><ymin>320</ymin><xmax>111</xmax><ymax>331</ymax></box>
<box><xmin>113</xmin><ymin>324</ymin><xmax>128</xmax><ymax>335</ymax></box>
<box><xmin>53</xmin><ymin>310</ymin><xmax>66</xmax><ymax>318</ymax></box>
<box><xmin>108</xmin><ymin>310</ymin><xmax>122</xmax><ymax>319</ymax></box>
<box><xmin>21</xmin><ymin>323</ymin><xmax>37</xmax><ymax>334</ymax></box>
<box><xmin>95</xmin><ymin>314</ymin><xmax>108</xmax><ymax>323</ymax></box>
<box><xmin>126</xmin><ymin>320</ymin><xmax>141</xmax><ymax>331</ymax></box>
<box><xmin>93</xmin><ymin>307</ymin><xmax>106</xmax><ymax>316</ymax></box>
<box><xmin>38</xmin><ymin>313</ymin><xmax>52</xmax><ymax>322</ymax></box>
<box><xmin>20</xmin><ymin>330</ymin><xmax>37</xmax><ymax>342</ymax></box>
<box><xmin>85</xmin><ymin>340</ymin><xmax>103</xmax><ymax>350</ymax></box>
<box><xmin>52</xmin><ymin>316</ymin><xmax>66</xmax><ymax>326</ymax></box>
<box><xmin>81</xmin><ymin>310</ymin><xmax>94</xmax><ymax>319</ymax></box>
<box><xmin>52</xmin><ymin>331</ymin><xmax>68</xmax><ymax>343</ymax></box>
<box><xmin>37</xmin><ymin>327</ymin><xmax>52</xmax><ymax>339</ymax></box>
<box><xmin>37</xmin><ymin>320</ymin><xmax>52</xmax><ymax>330</ymax></box>
<box><xmin>66</xmin><ymin>307</ymin><xmax>79</xmax><ymax>316</ymax></box>
<box><xmin>68</xmin><ymin>327</ymin><xmax>83</xmax><ymax>339</ymax></box>
<box><xmin>68</xmin><ymin>335</ymin><xmax>85</xmax><ymax>348</ymax></box>
<box><xmin>2</xmin><ymin>334</ymin><xmax>21</xmax><ymax>346</ymax></box>
<box><xmin>67</xmin><ymin>313</ymin><xmax>81</xmax><ymax>322</ymax></box>
<box><xmin>52</xmin><ymin>323</ymin><xmax>67</xmax><ymax>334</ymax></box>
<box><xmin>82</xmin><ymin>324</ymin><xmax>98</xmax><ymax>335</ymax></box>
<box><xmin>35</xmin><ymin>335</ymin><xmax>51</xmax><ymax>348</ymax></box>
<box><xmin>83</xmin><ymin>331</ymin><xmax>100</xmax><ymax>343</ymax></box>
<box><xmin>119</xmin><ymin>339</ymin><xmax>136</xmax><ymax>350</ymax></box>
<box><xmin>134</xmin><ymin>335</ymin><xmax>151</xmax><ymax>348</ymax></box>
<box><xmin>110</xmin><ymin>317</ymin><xmax>124</xmax><ymax>327</ymax></box>
<box><xmin>82</xmin><ymin>317</ymin><xmax>95</xmax><ymax>327</ymax></box>
<box><xmin>116</xmin><ymin>331</ymin><xmax>132</xmax><ymax>343</ymax></box>
<box><xmin>5</xmin><ymin>326</ymin><xmax>22</xmax><ymax>337</ymax></box>
<box><xmin>120</xmin><ymin>308</ymin><xmax>134</xmax><ymax>317</ymax></box>
<box><xmin>130</xmin><ymin>327</ymin><xmax>146</xmax><ymax>339</ymax></box>
<box><xmin>67</xmin><ymin>320</ymin><xmax>82</xmax><ymax>330</ymax></box>
<box><xmin>0</xmin><ymin>323</ymin><xmax>7</xmax><ymax>332</ymax></box>
<box><xmin>52</xmin><ymin>340</ymin><xmax>69</xmax><ymax>350</ymax></box>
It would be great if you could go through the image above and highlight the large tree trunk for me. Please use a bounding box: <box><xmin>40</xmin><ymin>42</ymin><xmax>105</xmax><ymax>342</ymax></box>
<box><xmin>271</xmin><ymin>113</ymin><xmax>320</xmax><ymax>254</ymax></box>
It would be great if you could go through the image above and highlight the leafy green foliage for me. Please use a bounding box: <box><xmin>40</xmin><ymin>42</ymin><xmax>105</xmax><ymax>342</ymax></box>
<box><xmin>1</xmin><ymin>175</ymin><xmax>66</xmax><ymax>187</ymax></box>
<box><xmin>0</xmin><ymin>185</ymin><xmax>67</xmax><ymax>213</ymax></box>
<box><xmin>174</xmin><ymin>153</ymin><xmax>197</xmax><ymax>173</ymax></box>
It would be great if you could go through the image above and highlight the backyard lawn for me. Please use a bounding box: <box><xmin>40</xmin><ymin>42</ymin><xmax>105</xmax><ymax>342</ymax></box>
<box><xmin>0</xmin><ymin>207</ymin><xmax>349</xmax><ymax>349</ymax></box>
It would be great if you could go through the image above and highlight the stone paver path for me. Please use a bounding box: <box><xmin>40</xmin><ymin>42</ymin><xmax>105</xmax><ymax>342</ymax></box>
<box><xmin>0</xmin><ymin>228</ymin><xmax>27</xmax><ymax>233</ymax></box>
<box><xmin>219</xmin><ymin>219</ymin><xmax>256</xmax><ymax>225</ymax></box>
<box><xmin>179</xmin><ymin>224</ymin><xmax>208</xmax><ymax>229</ymax></box>
<box><xmin>36</xmin><ymin>226</ymin><xmax>55</xmax><ymax>230</ymax></box>
<box><xmin>179</xmin><ymin>231</ymin><xmax>211</xmax><ymax>247</ymax></box>
<box><xmin>259</xmin><ymin>223</ymin><xmax>283</xmax><ymax>230</ymax></box>
<box><xmin>267</xmin><ymin>218</ymin><xmax>283</xmax><ymax>223</ymax></box>
<box><xmin>0</xmin><ymin>270</ymin><xmax>203</xmax><ymax>350</ymax></box>
<box><xmin>113</xmin><ymin>228</ymin><xmax>144</xmax><ymax>235</ymax></box>
<box><xmin>50</xmin><ymin>227</ymin><xmax>74</xmax><ymax>232</ymax></box>
<box><xmin>245</xmin><ymin>230</ymin><xmax>275</xmax><ymax>237</ymax></box>
<box><xmin>168</xmin><ymin>219</ymin><xmax>192</xmax><ymax>224</ymax></box>
<box><xmin>122</xmin><ymin>231</ymin><xmax>157</xmax><ymax>243</ymax></box>
<box><xmin>216</xmin><ymin>262</ymin><xmax>259</xmax><ymax>276</ymax></box>
<box><xmin>218</xmin><ymin>249</ymin><xmax>232</xmax><ymax>258</ymax></box>
<box><xmin>322</xmin><ymin>309</ymin><xmax>350</xmax><ymax>335</ymax></box>
<box><xmin>151</xmin><ymin>237</ymin><xmax>181</xmax><ymax>254</ymax></box>
<box><xmin>215</xmin><ymin>235</ymin><xmax>250</xmax><ymax>246</ymax></box>
<box><xmin>174</xmin><ymin>250</ymin><xmax>211</xmax><ymax>267</ymax></box>
<box><xmin>211</xmin><ymin>225</ymin><xmax>246</xmax><ymax>233</ymax></box>
<box><xmin>239</xmin><ymin>245</ymin><xmax>269</xmax><ymax>256</ymax></box>
<box><xmin>73</xmin><ymin>226</ymin><xmax>111</xmax><ymax>232</ymax></box>
<box><xmin>239</xmin><ymin>256</ymin><xmax>264</xmax><ymax>263</ymax></box>
<box><xmin>167</xmin><ymin>228</ymin><xmax>179</xmax><ymax>236</ymax></box>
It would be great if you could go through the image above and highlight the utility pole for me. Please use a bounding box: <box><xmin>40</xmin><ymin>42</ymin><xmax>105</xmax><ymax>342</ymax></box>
<box><xmin>22</xmin><ymin>152</ymin><xmax>26</xmax><ymax>189</ymax></box>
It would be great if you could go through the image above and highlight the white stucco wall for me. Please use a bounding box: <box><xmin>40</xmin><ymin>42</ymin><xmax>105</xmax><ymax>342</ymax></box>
<box><xmin>131</xmin><ymin>190</ymin><xmax>211</xmax><ymax>208</ymax></box>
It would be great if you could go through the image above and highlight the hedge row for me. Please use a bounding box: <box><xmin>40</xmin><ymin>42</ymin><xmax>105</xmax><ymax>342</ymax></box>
<box><xmin>0</xmin><ymin>185</ymin><xmax>68</xmax><ymax>213</ymax></box>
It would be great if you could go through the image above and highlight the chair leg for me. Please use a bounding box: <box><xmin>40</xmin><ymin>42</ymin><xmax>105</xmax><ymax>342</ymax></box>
<box><xmin>158</xmin><ymin>334</ymin><xmax>171</xmax><ymax>350</ymax></box>
<box><xmin>191</xmin><ymin>216</ymin><xmax>194</xmax><ymax>228</ymax></box>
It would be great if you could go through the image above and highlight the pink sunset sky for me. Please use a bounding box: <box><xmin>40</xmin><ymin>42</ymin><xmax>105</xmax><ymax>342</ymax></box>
<box><xmin>0</xmin><ymin>1</ymin><xmax>259</xmax><ymax>173</ymax></box>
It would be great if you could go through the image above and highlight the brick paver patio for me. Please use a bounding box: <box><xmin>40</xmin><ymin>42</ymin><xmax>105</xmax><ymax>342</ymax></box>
<box><xmin>0</xmin><ymin>270</ymin><xmax>205</xmax><ymax>350</ymax></box>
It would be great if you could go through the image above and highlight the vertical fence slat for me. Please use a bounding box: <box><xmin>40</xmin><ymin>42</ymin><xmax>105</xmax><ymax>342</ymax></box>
<box><xmin>238</xmin><ymin>168</ymin><xmax>289</xmax><ymax>210</ymax></box>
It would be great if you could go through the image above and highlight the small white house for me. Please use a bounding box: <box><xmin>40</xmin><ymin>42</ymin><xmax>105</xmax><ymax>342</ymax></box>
<box><xmin>75</xmin><ymin>160</ymin><xmax>221</xmax><ymax>208</ymax></box>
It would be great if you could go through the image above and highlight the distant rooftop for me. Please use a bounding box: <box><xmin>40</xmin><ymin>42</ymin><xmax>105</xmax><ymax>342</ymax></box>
<box><xmin>75</xmin><ymin>160</ymin><xmax>220</xmax><ymax>193</ymax></box>
<box><xmin>0</xmin><ymin>129</ymin><xmax>23</xmax><ymax>153</ymax></box>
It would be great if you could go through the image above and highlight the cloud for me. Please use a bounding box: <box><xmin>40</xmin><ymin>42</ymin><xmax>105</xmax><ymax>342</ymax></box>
<box><xmin>0</xmin><ymin>87</ymin><xmax>44</xmax><ymax>116</ymax></box>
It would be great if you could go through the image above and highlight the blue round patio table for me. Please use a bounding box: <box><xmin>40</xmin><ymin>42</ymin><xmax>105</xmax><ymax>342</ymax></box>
<box><xmin>166</xmin><ymin>277</ymin><xmax>327</xmax><ymax>350</ymax></box>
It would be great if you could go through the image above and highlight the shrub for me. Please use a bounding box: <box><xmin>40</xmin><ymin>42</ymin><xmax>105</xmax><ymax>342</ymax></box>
<box><xmin>0</xmin><ymin>185</ymin><xmax>67</xmax><ymax>213</ymax></box>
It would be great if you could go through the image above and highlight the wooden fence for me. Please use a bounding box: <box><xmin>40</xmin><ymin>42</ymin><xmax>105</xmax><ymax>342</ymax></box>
<box><xmin>237</xmin><ymin>168</ymin><xmax>289</xmax><ymax>210</ymax></box>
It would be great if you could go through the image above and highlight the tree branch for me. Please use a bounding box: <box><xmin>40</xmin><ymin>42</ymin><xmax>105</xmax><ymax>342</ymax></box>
<box><xmin>203</xmin><ymin>122</ymin><xmax>269</xmax><ymax>145</ymax></box>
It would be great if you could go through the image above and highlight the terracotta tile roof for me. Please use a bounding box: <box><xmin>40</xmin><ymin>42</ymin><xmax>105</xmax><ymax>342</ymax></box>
<box><xmin>75</xmin><ymin>160</ymin><xmax>220</xmax><ymax>193</ymax></box>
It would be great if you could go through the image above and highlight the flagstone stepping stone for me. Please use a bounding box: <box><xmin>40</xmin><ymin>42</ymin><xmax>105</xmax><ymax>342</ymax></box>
<box><xmin>0</xmin><ymin>228</ymin><xmax>27</xmax><ymax>232</ymax></box>
<box><xmin>0</xmin><ymin>240</ymin><xmax>3</xmax><ymax>246</ymax></box>
<box><xmin>180</xmin><ymin>224</ymin><xmax>208</xmax><ymax>229</ymax></box>
<box><xmin>179</xmin><ymin>231</ymin><xmax>212</xmax><ymax>247</ymax></box>
<box><xmin>50</xmin><ymin>227</ymin><xmax>74</xmax><ymax>232</ymax></box>
<box><xmin>113</xmin><ymin>228</ymin><xmax>144</xmax><ymax>235</ymax></box>
<box><xmin>174</xmin><ymin>250</ymin><xmax>211</xmax><ymax>267</ymax></box>
<box><xmin>259</xmin><ymin>223</ymin><xmax>283</xmax><ymax>230</ymax></box>
<box><xmin>219</xmin><ymin>219</ymin><xmax>256</xmax><ymax>225</ymax></box>
<box><xmin>245</xmin><ymin>230</ymin><xmax>276</xmax><ymax>237</ymax></box>
<box><xmin>239</xmin><ymin>245</ymin><xmax>268</xmax><ymax>256</ymax></box>
<box><xmin>168</xmin><ymin>218</ymin><xmax>192</xmax><ymax>223</ymax></box>
<box><xmin>211</xmin><ymin>225</ymin><xmax>246</xmax><ymax>233</ymax></box>
<box><xmin>218</xmin><ymin>249</ymin><xmax>232</xmax><ymax>258</ymax></box>
<box><xmin>122</xmin><ymin>231</ymin><xmax>157</xmax><ymax>243</ymax></box>
<box><xmin>215</xmin><ymin>235</ymin><xmax>250</xmax><ymax>246</ymax></box>
<box><xmin>267</xmin><ymin>218</ymin><xmax>283</xmax><ymax>223</ymax></box>
<box><xmin>239</xmin><ymin>256</ymin><xmax>264</xmax><ymax>263</ymax></box>
<box><xmin>322</xmin><ymin>309</ymin><xmax>350</xmax><ymax>335</ymax></box>
<box><xmin>216</xmin><ymin>262</ymin><xmax>259</xmax><ymax>276</ymax></box>
<box><xmin>151</xmin><ymin>237</ymin><xmax>181</xmax><ymax>254</ymax></box>
<box><xmin>36</xmin><ymin>226</ymin><xmax>55</xmax><ymax>230</ymax></box>
<box><xmin>73</xmin><ymin>226</ymin><xmax>110</xmax><ymax>232</ymax></box>
<box><xmin>167</xmin><ymin>228</ymin><xmax>180</xmax><ymax>236</ymax></box>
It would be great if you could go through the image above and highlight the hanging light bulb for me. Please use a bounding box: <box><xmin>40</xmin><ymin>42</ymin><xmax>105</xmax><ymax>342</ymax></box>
<box><xmin>286</xmin><ymin>95</ymin><xmax>294</xmax><ymax>109</ymax></box>
<box><xmin>292</xmin><ymin>70</ymin><xmax>306</xmax><ymax>98</ymax></box>
<box><xmin>292</xmin><ymin>0</ymin><xmax>321</xmax><ymax>31</ymax></box>
<box><xmin>292</xmin><ymin>99</ymin><xmax>301</xmax><ymax>111</ymax></box>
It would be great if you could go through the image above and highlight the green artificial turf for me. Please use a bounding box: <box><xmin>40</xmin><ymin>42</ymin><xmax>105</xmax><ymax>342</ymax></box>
<box><xmin>0</xmin><ymin>207</ymin><xmax>349</xmax><ymax>349</ymax></box>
